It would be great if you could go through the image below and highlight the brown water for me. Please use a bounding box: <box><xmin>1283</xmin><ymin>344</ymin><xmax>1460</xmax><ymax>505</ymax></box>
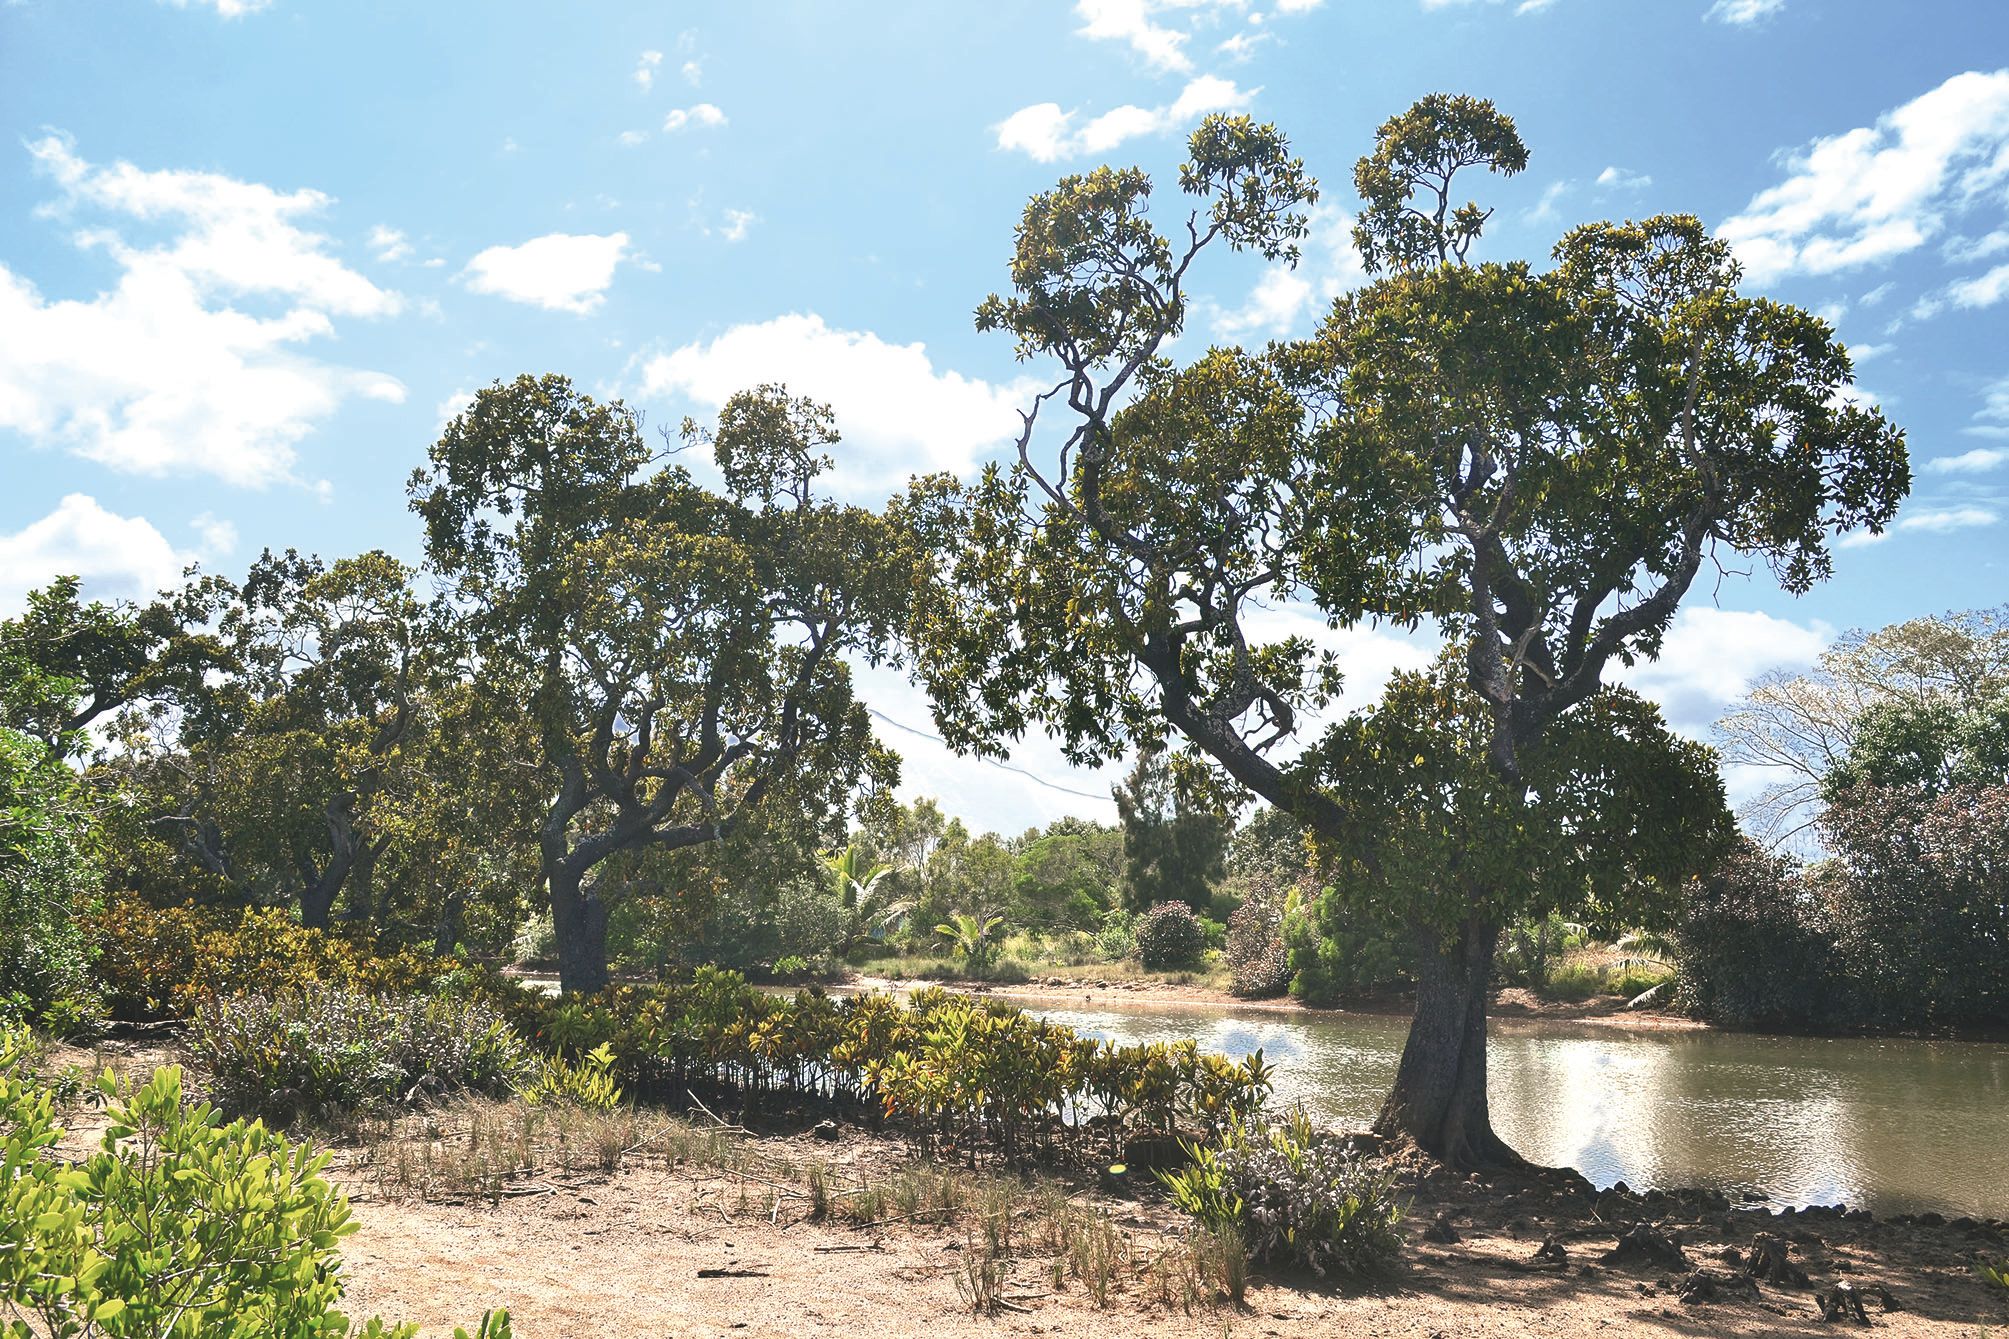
<box><xmin>1022</xmin><ymin>998</ymin><xmax>2009</xmax><ymax>1219</ymax></box>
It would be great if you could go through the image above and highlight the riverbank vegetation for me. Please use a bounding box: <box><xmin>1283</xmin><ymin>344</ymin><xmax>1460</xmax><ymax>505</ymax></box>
<box><xmin>4</xmin><ymin>89</ymin><xmax>2005</xmax><ymax>1330</ymax></box>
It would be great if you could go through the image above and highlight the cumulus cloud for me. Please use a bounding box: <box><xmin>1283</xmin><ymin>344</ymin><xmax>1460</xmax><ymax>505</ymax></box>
<box><xmin>1210</xmin><ymin>205</ymin><xmax>1366</xmax><ymax>337</ymax></box>
<box><xmin>367</xmin><ymin>224</ymin><xmax>412</xmax><ymax>262</ymax></box>
<box><xmin>0</xmin><ymin>495</ymin><xmax>190</xmax><ymax>614</ymax></box>
<box><xmin>1707</xmin><ymin>0</ymin><xmax>1785</xmax><ymax>23</ymax></box>
<box><xmin>663</xmin><ymin>103</ymin><xmax>727</xmax><ymax>133</ymax></box>
<box><xmin>1718</xmin><ymin>69</ymin><xmax>2009</xmax><ymax>284</ymax></box>
<box><xmin>1596</xmin><ymin>165</ymin><xmax>1653</xmax><ymax>190</ymax></box>
<box><xmin>0</xmin><ymin>137</ymin><xmax>404</xmax><ymax>488</ymax></box>
<box><xmin>461</xmin><ymin>232</ymin><xmax>631</xmax><ymax>314</ymax></box>
<box><xmin>633</xmin><ymin>49</ymin><xmax>663</xmax><ymax>91</ymax></box>
<box><xmin>994</xmin><ymin>75</ymin><xmax>1254</xmax><ymax>162</ymax></box>
<box><xmin>1617</xmin><ymin>607</ymin><xmax>1831</xmax><ymax>734</ymax></box>
<box><xmin>640</xmin><ymin>312</ymin><xmax>1035</xmax><ymax>496</ymax></box>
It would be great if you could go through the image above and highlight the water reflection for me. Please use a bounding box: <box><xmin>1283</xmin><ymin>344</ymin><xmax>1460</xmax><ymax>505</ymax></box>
<box><xmin>1027</xmin><ymin>1000</ymin><xmax>2009</xmax><ymax>1218</ymax></box>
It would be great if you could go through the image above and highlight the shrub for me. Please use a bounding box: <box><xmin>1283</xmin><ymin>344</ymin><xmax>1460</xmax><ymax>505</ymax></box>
<box><xmin>1282</xmin><ymin>888</ymin><xmax>1411</xmax><ymax>1006</ymax></box>
<box><xmin>521</xmin><ymin>1041</ymin><xmax>624</xmax><ymax>1109</ymax></box>
<box><xmin>89</xmin><ymin>901</ymin><xmax>502</xmax><ymax>1022</ymax></box>
<box><xmin>192</xmin><ymin>987</ymin><xmax>531</xmax><ymax>1123</ymax></box>
<box><xmin>1542</xmin><ymin>962</ymin><xmax>1603</xmax><ymax>1001</ymax></box>
<box><xmin>0</xmin><ymin>1023</ymin><xmax>507</xmax><ymax>1338</ymax></box>
<box><xmin>1161</xmin><ymin>1112</ymin><xmax>1403</xmax><ymax>1279</ymax></box>
<box><xmin>1673</xmin><ymin>841</ymin><xmax>1852</xmax><ymax>1030</ymax></box>
<box><xmin>1093</xmin><ymin>908</ymin><xmax>1135</xmax><ymax>961</ymax></box>
<box><xmin>0</xmin><ymin>727</ymin><xmax>102</xmax><ymax>1032</ymax></box>
<box><xmin>1225</xmin><ymin>885</ymin><xmax>1291</xmax><ymax>998</ymax></box>
<box><xmin>1136</xmin><ymin>902</ymin><xmax>1205</xmax><ymax>970</ymax></box>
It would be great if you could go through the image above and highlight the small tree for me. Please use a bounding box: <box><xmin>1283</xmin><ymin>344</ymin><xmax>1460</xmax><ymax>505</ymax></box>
<box><xmin>1112</xmin><ymin>740</ymin><xmax>1230</xmax><ymax>912</ymax></box>
<box><xmin>411</xmin><ymin>376</ymin><xmax>911</xmax><ymax>993</ymax></box>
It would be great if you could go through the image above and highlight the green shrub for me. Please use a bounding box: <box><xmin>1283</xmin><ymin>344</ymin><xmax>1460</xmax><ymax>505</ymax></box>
<box><xmin>0</xmin><ymin>727</ymin><xmax>102</xmax><ymax>1032</ymax></box>
<box><xmin>1605</xmin><ymin>966</ymin><xmax>1674</xmax><ymax>999</ymax></box>
<box><xmin>1093</xmin><ymin>908</ymin><xmax>1135</xmax><ymax>960</ymax></box>
<box><xmin>1282</xmin><ymin>888</ymin><xmax>1411</xmax><ymax>1005</ymax></box>
<box><xmin>521</xmin><ymin>1041</ymin><xmax>623</xmax><ymax>1109</ymax></box>
<box><xmin>192</xmin><ymin>987</ymin><xmax>531</xmax><ymax>1123</ymax></box>
<box><xmin>1160</xmin><ymin>1112</ymin><xmax>1403</xmax><ymax>1279</ymax></box>
<box><xmin>1135</xmin><ymin>902</ymin><xmax>1205</xmax><ymax>969</ymax></box>
<box><xmin>1542</xmin><ymin>962</ymin><xmax>1603</xmax><ymax>1001</ymax></box>
<box><xmin>1673</xmin><ymin>841</ymin><xmax>1853</xmax><ymax>1029</ymax></box>
<box><xmin>90</xmin><ymin>901</ymin><xmax>521</xmax><ymax>1022</ymax></box>
<box><xmin>0</xmin><ymin>1023</ymin><xmax>506</xmax><ymax>1337</ymax></box>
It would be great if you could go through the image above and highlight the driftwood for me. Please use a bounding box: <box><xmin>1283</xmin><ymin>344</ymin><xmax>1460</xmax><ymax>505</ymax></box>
<box><xmin>1676</xmin><ymin>1269</ymin><xmax>1760</xmax><ymax>1305</ymax></box>
<box><xmin>1816</xmin><ymin>1279</ymin><xmax>1870</xmax><ymax>1323</ymax></box>
<box><xmin>697</xmin><ymin>1266</ymin><xmax>770</xmax><ymax>1278</ymax></box>
<box><xmin>1745</xmin><ymin>1231</ymin><xmax>1811</xmax><ymax>1287</ymax></box>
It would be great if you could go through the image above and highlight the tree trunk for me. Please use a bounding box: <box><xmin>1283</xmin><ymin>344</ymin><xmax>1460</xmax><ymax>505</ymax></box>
<box><xmin>549</xmin><ymin>863</ymin><xmax>611</xmax><ymax>995</ymax></box>
<box><xmin>1373</xmin><ymin>915</ymin><xmax>1522</xmax><ymax>1169</ymax></box>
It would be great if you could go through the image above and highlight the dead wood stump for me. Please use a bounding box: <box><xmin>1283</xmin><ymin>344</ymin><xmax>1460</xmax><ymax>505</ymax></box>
<box><xmin>1600</xmin><ymin>1223</ymin><xmax>1690</xmax><ymax>1271</ymax></box>
<box><xmin>1745</xmin><ymin>1231</ymin><xmax>1811</xmax><ymax>1287</ymax></box>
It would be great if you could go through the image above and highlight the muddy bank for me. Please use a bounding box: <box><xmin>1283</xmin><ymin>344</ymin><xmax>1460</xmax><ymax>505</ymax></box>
<box><xmin>846</xmin><ymin>972</ymin><xmax>1711</xmax><ymax>1033</ymax></box>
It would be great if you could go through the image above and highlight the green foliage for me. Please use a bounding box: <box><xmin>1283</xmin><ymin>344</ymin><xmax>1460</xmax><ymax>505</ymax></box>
<box><xmin>1281</xmin><ymin>887</ymin><xmax>1411</xmax><ymax>1006</ymax></box>
<box><xmin>1113</xmin><ymin>743</ymin><xmax>1230</xmax><ymax>913</ymax></box>
<box><xmin>1009</xmin><ymin>826</ymin><xmax>1123</xmax><ymax>930</ymax></box>
<box><xmin>521</xmin><ymin>1041</ymin><xmax>624</xmax><ymax>1110</ymax></box>
<box><xmin>1541</xmin><ymin>963</ymin><xmax>1602</xmax><ymax>1002</ymax></box>
<box><xmin>1351</xmin><ymin>93</ymin><xmax>1527</xmax><ymax>273</ymax></box>
<box><xmin>1134</xmin><ymin>901</ymin><xmax>1205</xmax><ymax>970</ymax></box>
<box><xmin>0</xmin><ymin>727</ymin><xmax>101</xmax><ymax>1031</ymax></box>
<box><xmin>1820</xmin><ymin>780</ymin><xmax>2009</xmax><ymax>1030</ymax></box>
<box><xmin>1977</xmin><ymin>1259</ymin><xmax>2009</xmax><ymax>1291</ymax></box>
<box><xmin>88</xmin><ymin>901</ymin><xmax>520</xmax><ymax>1022</ymax></box>
<box><xmin>191</xmin><ymin>987</ymin><xmax>531</xmax><ymax>1123</ymax></box>
<box><xmin>513</xmin><ymin>971</ymin><xmax>1271</xmax><ymax>1160</ymax></box>
<box><xmin>411</xmin><ymin>375</ymin><xmax>913</xmax><ymax>993</ymax></box>
<box><xmin>1672</xmin><ymin>841</ymin><xmax>1851</xmax><ymax>1030</ymax></box>
<box><xmin>0</xmin><ymin>1023</ymin><xmax>505</xmax><ymax>1337</ymax></box>
<box><xmin>1822</xmin><ymin>689</ymin><xmax>2009</xmax><ymax>800</ymax></box>
<box><xmin>936</xmin><ymin>911</ymin><xmax>1007</xmax><ymax>973</ymax></box>
<box><xmin>1160</xmin><ymin>1112</ymin><xmax>1403</xmax><ymax>1279</ymax></box>
<box><xmin>1224</xmin><ymin>888</ymin><xmax>1291</xmax><ymax>999</ymax></box>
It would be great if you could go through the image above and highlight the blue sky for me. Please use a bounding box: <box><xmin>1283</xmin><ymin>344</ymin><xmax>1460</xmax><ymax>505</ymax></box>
<box><xmin>3</xmin><ymin>0</ymin><xmax>2005</xmax><ymax>832</ymax></box>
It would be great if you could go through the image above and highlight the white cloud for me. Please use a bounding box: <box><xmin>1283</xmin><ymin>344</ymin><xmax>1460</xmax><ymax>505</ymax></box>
<box><xmin>994</xmin><ymin>76</ymin><xmax>1254</xmax><ymax>162</ymax></box>
<box><xmin>1707</xmin><ymin>0</ymin><xmax>1785</xmax><ymax>24</ymax></box>
<box><xmin>461</xmin><ymin>232</ymin><xmax>630</xmax><ymax>314</ymax></box>
<box><xmin>1845</xmin><ymin>341</ymin><xmax>1892</xmax><ymax>362</ymax></box>
<box><xmin>1074</xmin><ymin>0</ymin><xmax>1197</xmax><ymax>72</ymax></box>
<box><xmin>1718</xmin><ymin>69</ymin><xmax>2009</xmax><ymax>284</ymax></box>
<box><xmin>1838</xmin><ymin>504</ymin><xmax>2000</xmax><ymax>547</ymax></box>
<box><xmin>640</xmin><ymin>312</ymin><xmax>1035</xmax><ymax>496</ymax></box>
<box><xmin>367</xmin><ymin>224</ymin><xmax>412</xmax><ymax>262</ymax></box>
<box><xmin>1969</xmin><ymin>376</ymin><xmax>2009</xmax><ymax>437</ymax></box>
<box><xmin>682</xmin><ymin>59</ymin><xmax>703</xmax><ymax>87</ymax></box>
<box><xmin>1595</xmin><ymin>165</ymin><xmax>1652</xmax><ymax>190</ymax></box>
<box><xmin>159</xmin><ymin>0</ymin><xmax>272</xmax><ymax>16</ymax></box>
<box><xmin>1859</xmin><ymin>281</ymin><xmax>1895</xmax><ymax>306</ymax></box>
<box><xmin>1945</xmin><ymin>229</ymin><xmax>2009</xmax><ymax>263</ymax></box>
<box><xmin>721</xmin><ymin>209</ymin><xmax>758</xmax><ymax>243</ymax></box>
<box><xmin>1947</xmin><ymin>261</ymin><xmax>2009</xmax><ymax>309</ymax></box>
<box><xmin>1210</xmin><ymin>204</ymin><xmax>1366</xmax><ymax>337</ymax></box>
<box><xmin>0</xmin><ymin>137</ymin><xmax>404</xmax><ymax>488</ymax></box>
<box><xmin>0</xmin><ymin>495</ymin><xmax>189</xmax><ymax>614</ymax></box>
<box><xmin>189</xmin><ymin>511</ymin><xmax>238</xmax><ymax>557</ymax></box>
<box><xmin>617</xmin><ymin>129</ymin><xmax>650</xmax><ymax>147</ymax></box>
<box><xmin>1926</xmin><ymin>446</ymin><xmax>2009</xmax><ymax>473</ymax></box>
<box><xmin>1618</xmin><ymin>607</ymin><xmax>1831</xmax><ymax>735</ymax></box>
<box><xmin>1525</xmin><ymin>180</ymin><xmax>1569</xmax><ymax>224</ymax></box>
<box><xmin>1216</xmin><ymin>30</ymin><xmax>1271</xmax><ymax>59</ymax></box>
<box><xmin>633</xmin><ymin>49</ymin><xmax>663</xmax><ymax>91</ymax></box>
<box><xmin>663</xmin><ymin>103</ymin><xmax>727</xmax><ymax>133</ymax></box>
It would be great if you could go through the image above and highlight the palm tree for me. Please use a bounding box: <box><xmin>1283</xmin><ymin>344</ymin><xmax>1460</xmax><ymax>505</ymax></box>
<box><xmin>935</xmin><ymin>911</ymin><xmax>1006</xmax><ymax>974</ymax></box>
<box><xmin>826</xmin><ymin>842</ymin><xmax>911</xmax><ymax>949</ymax></box>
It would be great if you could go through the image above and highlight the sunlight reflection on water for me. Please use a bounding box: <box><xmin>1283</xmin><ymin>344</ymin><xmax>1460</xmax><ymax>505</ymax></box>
<box><xmin>1026</xmin><ymin>1000</ymin><xmax>2009</xmax><ymax>1218</ymax></box>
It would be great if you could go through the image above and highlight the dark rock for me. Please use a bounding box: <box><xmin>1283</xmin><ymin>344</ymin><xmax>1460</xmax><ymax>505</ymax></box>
<box><xmin>1916</xmin><ymin>1211</ymin><xmax>1945</xmax><ymax>1227</ymax></box>
<box><xmin>811</xmin><ymin>1119</ymin><xmax>840</xmax><ymax>1141</ymax></box>
<box><xmin>1533</xmin><ymin>1234</ymin><xmax>1570</xmax><ymax>1268</ymax></box>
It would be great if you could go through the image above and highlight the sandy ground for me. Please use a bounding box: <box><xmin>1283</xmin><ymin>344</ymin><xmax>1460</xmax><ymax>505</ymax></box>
<box><xmin>39</xmin><ymin>1033</ymin><xmax>2009</xmax><ymax>1339</ymax></box>
<box><xmin>330</xmin><ymin>1145</ymin><xmax>2009</xmax><ymax>1339</ymax></box>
